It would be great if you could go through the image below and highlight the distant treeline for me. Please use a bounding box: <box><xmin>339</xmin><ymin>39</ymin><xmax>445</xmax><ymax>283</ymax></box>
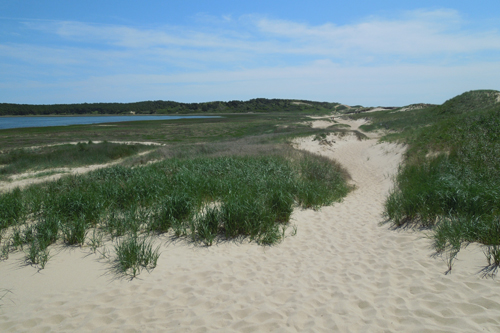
<box><xmin>0</xmin><ymin>99</ymin><xmax>341</xmax><ymax>116</ymax></box>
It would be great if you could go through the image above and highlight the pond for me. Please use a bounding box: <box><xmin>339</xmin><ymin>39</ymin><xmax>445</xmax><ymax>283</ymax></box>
<box><xmin>0</xmin><ymin>115</ymin><xmax>220</xmax><ymax>130</ymax></box>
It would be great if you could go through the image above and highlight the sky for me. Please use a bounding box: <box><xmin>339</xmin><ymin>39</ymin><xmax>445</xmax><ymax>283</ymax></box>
<box><xmin>1</xmin><ymin>0</ymin><xmax>500</xmax><ymax>106</ymax></box>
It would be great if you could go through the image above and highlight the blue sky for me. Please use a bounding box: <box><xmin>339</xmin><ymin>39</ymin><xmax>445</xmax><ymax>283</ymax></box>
<box><xmin>1</xmin><ymin>1</ymin><xmax>500</xmax><ymax>106</ymax></box>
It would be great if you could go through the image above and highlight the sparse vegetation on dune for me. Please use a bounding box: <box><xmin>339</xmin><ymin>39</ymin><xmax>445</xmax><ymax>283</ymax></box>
<box><xmin>355</xmin><ymin>89</ymin><xmax>500</xmax><ymax>272</ymax></box>
<box><xmin>5</xmin><ymin>89</ymin><xmax>499</xmax><ymax>277</ymax></box>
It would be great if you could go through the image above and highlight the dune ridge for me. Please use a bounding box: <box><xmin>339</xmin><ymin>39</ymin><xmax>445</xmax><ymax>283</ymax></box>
<box><xmin>1</xmin><ymin>119</ymin><xmax>500</xmax><ymax>332</ymax></box>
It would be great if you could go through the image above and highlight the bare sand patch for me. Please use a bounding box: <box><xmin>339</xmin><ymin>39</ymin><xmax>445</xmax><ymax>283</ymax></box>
<box><xmin>1</xmin><ymin>141</ymin><xmax>165</xmax><ymax>153</ymax></box>
<box><xmin>0</xmin><ymin>162</ymin><xmax>119</xmax><ymax>193</ymax></box>
<box><xmin>0</xmin><ymin>150</ymin><xmax>153</xmax><ymax>193</ymax></box>
<box><xmin>1</xmin><ymin>120</ymin><xmax>500</xmax><ymax>331</ymax></box>
<box><xmin>309</xmin><ymin>120</ymin><xmax>333</xmax><ymax>129</ymax></box>
<box><xmin>291</xmin><ymin>101</ymin><xmax>312</xmax><ymax>106</ymax></box>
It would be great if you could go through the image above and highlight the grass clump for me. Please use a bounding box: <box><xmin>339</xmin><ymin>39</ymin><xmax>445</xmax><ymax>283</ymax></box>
<box><xmin>193</xmin><ymin>206</ymin><xmax>221</xmax><ymax>246</ymax></box>
<box><xmin>61</xmin><ymin>216</ymin><xmax>88</xmax><ymax>246</ymax></box>
<box><xmin>114</xmin><ymin>235</ymin><xmax>160</xmax><ymax>277</ymax></box>
<box><xmin>147</xmin><ymin>194</ymin><xmax>192</xmax><ymax>235</ymax></box>
<box><xmin>0</xmin><ymin>188</ymin><xmax>23</xmax><ymax>229</ymax></box>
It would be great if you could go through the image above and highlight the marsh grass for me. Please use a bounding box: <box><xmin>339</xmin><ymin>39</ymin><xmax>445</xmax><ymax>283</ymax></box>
<box><xmin>0</xmin><ymin>113</ymin><xmax>320</xmax><ymax>150</ymax></box>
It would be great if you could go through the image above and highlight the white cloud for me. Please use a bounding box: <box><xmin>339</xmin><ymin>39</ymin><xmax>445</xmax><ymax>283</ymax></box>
<box><xmin>4</xmin><ymin>60</ymin><xmax>499</xmax><ymax>106</ymax></box>
<box><xmin>18</xmin><ymin>9</ymin><xmax>500</xmax><ymax>65</ymax></box>
<box><xmin>25</xmin><ymin>20</ymin><xmax>258</xmax><ymax>50</ymax></box>
<box><xmin>2</xmin><ymin>9</ymin><xmax>500</xmax><ymax>104</ymax></box>
<box><xmin>255</xmin><ymin>9</ymin><xmax>500</xmax><ymax>57</ymax></box>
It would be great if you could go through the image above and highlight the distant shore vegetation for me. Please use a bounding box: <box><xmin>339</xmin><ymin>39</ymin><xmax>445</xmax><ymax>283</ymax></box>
<box><xmin>0</xmin><ymin>98</ymin><xmax>344</xmax><ymax>116</ymax></box>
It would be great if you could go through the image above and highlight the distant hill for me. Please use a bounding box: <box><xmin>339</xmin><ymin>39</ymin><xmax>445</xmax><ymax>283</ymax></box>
<box><xmin>0</xmin><ymin>99</ymin><xmax>342</xmax><ymax>116</ymax></box>
<box><xmin>342</xmin><ymin>89</ymin><xmax>500</xmax><ymax>135</ymax></box>
<box><xmin>4</xmin><ymin>90</ymin><xmax>498</xmax><ymax>117</ymax></box>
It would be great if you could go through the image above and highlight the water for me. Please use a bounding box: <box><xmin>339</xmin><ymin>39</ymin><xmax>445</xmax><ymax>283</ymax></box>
<box><xmin>0</xmin><ymin>115</ymin><xmax>220</xmax><ymax>130</ymax></box>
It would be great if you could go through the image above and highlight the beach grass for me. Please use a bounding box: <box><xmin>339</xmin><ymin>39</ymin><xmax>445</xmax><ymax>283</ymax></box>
<box><xmin>355</xmin><ymin>90</ymin><xmax>500</xmax><ymax>271</ymax></box>
<box><xmin>114</xmin><ymin>235</ymin><xmax>160</xmax><ymax>277</ymax></box>
<box><xmin>0</xmin><ymin>140</ymin><xmax>351</xmax><ymax>274</ymax></box>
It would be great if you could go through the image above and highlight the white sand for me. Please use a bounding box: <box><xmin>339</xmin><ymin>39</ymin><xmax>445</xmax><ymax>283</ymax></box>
<box><xmin>1</xmin><ymin>120</ymin><xmax>500</xmax><ymax>331</ymax></box>
<box><xmin>0</xmin><ymin>141</ymin><xmax>165</xmax><ymax>154</ymax></box>
<box><xmin>309</xmin><ymin>120</ymin><xmax>333</xmax><ymax>129</ymax></box>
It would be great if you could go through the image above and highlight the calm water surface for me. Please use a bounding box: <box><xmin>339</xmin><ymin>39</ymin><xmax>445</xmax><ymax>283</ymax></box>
<box><xmin>0</xmin><ymin>115</ymin><xmax>220</xmax><ymax>130</ymax></box>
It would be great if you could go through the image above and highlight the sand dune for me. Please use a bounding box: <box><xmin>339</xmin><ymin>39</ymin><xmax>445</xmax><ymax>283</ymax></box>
<box><xmin>1</xmin><ymin>120</ymin><xmax>500</xmax><ymax>332</ymax></box>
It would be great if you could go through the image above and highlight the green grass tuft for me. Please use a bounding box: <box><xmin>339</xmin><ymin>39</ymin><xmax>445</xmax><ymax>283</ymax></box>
<box><xmin>114</xmin><ymin>235</ymin><xmax>160</xmax><ymax>277</ymax></box>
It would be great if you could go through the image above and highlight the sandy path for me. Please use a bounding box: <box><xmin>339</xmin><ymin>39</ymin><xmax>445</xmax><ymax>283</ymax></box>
<box><xmin>0</xmin><ymin>149</ymin><xmax>154</xmax><ymax>193</ymax></box>
<box><xmin>1</xmin><ymin>141</ymin><xmax>165</xmax><ymax>153</ymax></box>
<box><xmin>1</xmin><ymin>121</ymin><xmax>500</xmax><ymax>331</ymax></box>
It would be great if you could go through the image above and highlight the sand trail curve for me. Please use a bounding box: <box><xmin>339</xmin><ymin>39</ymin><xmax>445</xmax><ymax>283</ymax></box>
<box><xmin>1</xmin><ymin>120</ymin><xmax>500</xmax><ymax>332</ymax></box>
<box><xmin>0</xmin><ymin>143</ymin><xmax>158</xmax><ymax>193</ymax></box>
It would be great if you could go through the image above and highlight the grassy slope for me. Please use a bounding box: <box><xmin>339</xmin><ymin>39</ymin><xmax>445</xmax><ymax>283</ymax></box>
<box><xmin>351</xmin><ymin>90</ymin><xmax>500</xmax><ymax>271</ymax></box>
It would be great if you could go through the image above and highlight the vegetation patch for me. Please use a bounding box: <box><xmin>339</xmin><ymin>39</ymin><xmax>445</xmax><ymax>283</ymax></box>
<box><xmin>0</xmin><ymin>147</ymin><xmax>351</xmax><ymax>276</ymax></box>
<box><xmin>355</xmin><ymin>90</ymin><xmax>500</xmax><ymax>273</ymax></box>
<box><xmin>114</xmin><ymin>235</ymin><xmax>160</xmax><ymax>277</ymax></box>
